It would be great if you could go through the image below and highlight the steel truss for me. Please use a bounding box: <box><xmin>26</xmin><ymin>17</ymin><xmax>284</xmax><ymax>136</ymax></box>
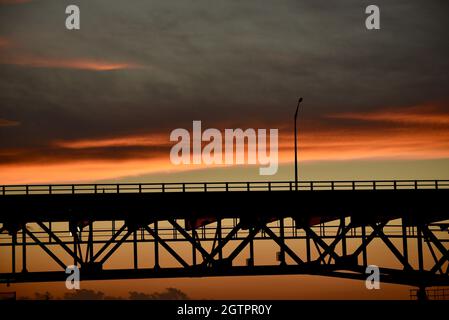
<box><xmin>1</xmin><ymin>216</ymin><xmax>448</xmax><ymax>293</ymax></box>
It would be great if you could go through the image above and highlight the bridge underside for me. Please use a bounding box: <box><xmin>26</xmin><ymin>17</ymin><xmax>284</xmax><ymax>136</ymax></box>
<box><xmin>1</xmin><ymin>189</ymin><xmax>448</xmax><ymax>288</ymax></box>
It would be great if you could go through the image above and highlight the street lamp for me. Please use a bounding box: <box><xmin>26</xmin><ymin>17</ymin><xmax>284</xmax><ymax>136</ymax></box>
<box><xmin>294</xmin><ymin>97</ymin><xmax>303</xmax><ymax>191</ymax></box>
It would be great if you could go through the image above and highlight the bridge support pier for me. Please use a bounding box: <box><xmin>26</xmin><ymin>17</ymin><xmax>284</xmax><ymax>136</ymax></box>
<box><xmin>417</xmin><ymin>286</ymin><xmax>428</xmax><ymax>301</ymax></box>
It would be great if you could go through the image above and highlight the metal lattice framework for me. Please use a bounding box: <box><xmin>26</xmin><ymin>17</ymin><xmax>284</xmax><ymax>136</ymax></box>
<box><xmin>1</xmin><ymin>180</ymin><xmax>448</xmax><ymax>297</ymax></box>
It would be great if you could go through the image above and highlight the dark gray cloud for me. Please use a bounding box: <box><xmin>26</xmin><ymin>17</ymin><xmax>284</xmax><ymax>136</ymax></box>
<box><xmin>0</xmin><ymin>144</ymin><xmax>170</xmax><ymax>164</ymax></box>
<box><xmin>0</xmin><ymin>0</ymin><xmax>448</xmax><ymax>160</ymax></box>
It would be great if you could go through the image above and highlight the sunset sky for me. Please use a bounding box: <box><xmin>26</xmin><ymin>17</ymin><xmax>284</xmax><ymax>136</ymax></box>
<box><xmin>0</xmin><ymin>0</ymin><xmax>449</xmax><ymax>299</ymax></box>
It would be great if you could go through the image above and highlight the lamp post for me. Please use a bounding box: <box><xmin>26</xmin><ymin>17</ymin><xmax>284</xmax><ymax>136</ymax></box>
<box><xmin>294</xmin><ymin>97</ymin><xmax>303</xmax><ymax>191</ymax></box>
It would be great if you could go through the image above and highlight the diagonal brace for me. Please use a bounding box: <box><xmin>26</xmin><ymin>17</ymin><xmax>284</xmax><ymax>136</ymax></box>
<box><xmin>262</xmin><ymin>225</ymin><xmax>303</xmax><ymax>265</ymax></box>
<box><xmin>169</xmin><ymin>219</ymin><xmax>212</xmax><ymax>262</ymax></box>
<box><xmin>25</xmin><ymin>229</ymin><xmax>66</xmax><ymax>270</ymax></box>
<box><xmin>144</xmin><ymin>225</ymin><xmax>189</xmax><ymax>268</ymax></box>
<box><xmin>37</xmin><ymin>222</ymin><xmax>83</xmax><ymax>265</ymax></box>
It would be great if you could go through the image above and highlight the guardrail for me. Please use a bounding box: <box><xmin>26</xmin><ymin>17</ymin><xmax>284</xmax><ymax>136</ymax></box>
<box><xmin>0</xmin><ymin>180</ymin><xmax>448</xmax><ymax>195</ymax></box>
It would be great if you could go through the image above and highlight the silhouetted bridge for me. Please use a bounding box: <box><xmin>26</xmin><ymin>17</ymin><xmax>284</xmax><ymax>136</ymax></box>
<box><xmin>0</xmin><ymin>180</ymin><xmax>448</xmax><ymax>294</ymax></box>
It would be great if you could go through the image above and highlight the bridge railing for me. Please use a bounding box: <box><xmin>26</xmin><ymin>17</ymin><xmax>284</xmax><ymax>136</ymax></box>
<box><xmin>0</xmin><ymin>180</ymin><xmax>448</xmax><ymax>195</ymax></box>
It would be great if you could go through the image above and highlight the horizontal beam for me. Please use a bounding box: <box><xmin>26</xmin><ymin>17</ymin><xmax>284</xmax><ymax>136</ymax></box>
<box><xmin>1</xmin><ymin>180</ymin><xmax>448</xmax><ymax>196</ymax></box>
<box><xmin>1</xmin><ymin>265</ymin><xmax>448</xmax><ymax>287</ymax></box>
<box><xmin>1</xmin><ymin>189</ymin><xmax>449</xmax><ymax>223</ymax></box>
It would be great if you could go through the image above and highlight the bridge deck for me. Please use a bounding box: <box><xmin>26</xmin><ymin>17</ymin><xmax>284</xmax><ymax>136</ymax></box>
<box><xmin>0</xmin><ymin>180</ymin><xmax>448</xmax><ymax>223</ymax></box>
<box><xmin>2</xmin><ymin>179</ymin><xmax>448</xmax><ymax>195</ymax></box>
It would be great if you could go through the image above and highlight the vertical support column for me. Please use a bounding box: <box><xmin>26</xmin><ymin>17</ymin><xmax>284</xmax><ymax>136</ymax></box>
<box><xmin>279</xmin><ymin>218</ymin><xmax>286</xmax><ymax>265</ymax></box>
<box><xmin>154</xmin><ymin>221</ymin><xmax>159</xmax><ymax>269</ymax></box>
<box><xmin>112</xmin><ymin>220</ymin><xmax>115</xmax><ymax>236</ymax></box>
<box><xmin>249</xmin><ymin>228</ymin><xmax>254</xmax><ymax>267</ymax></box>
<box><xmin>12</xmin><ymin>232</ymin><xmax>16</xmax><ymax>274</ymax></box>
<box><xmin>341</xmin><ymin>218</ymin><xmax>347</xmax><ymax>257</ymax></box>
<box><xmin>361</xmin><ymin>225</ymin><xmax>367</xmax><ymax>268</ymax></box>
<box><xmin>22</xmin><ymin>225</ymin><xmax>27</xmax><ymax>273</ymax></box>
<box><xmin>133</xmin><ymin>229</ymin><xmax>138</xmax><ymax>269</ymax></box>
<box><xmin>417</xmin><ymin>225</ymin><xmax>424</xmax><ymax>272</ymax></box>
<box><xmin>73</xmin><ymin>232</ymin><xmax>77</xmax><ymax>267</ymax></box>
<box><xmin>89</xmin><ymin>221</ymin><xmax>94</xmax><ymax>262</ymax></box>
<box><xmin>217</xmin><ymin>219</ymin><xmax>223</xmax><ymax>261</ymax></box>
<box><xmin>306</xmin><ymin>228</ymin><xmax>311</xmax><ymax>263</ymax></box>
<box><xmin>191</xmin><ymin>230</ymin><xmax>197</xmax><ymax>266</ymax></box>
<box><xmin>402</xmin><ymin>219</ymin><xmax>408</xmax><ymax>265</ymax></box>
<box><xmin>173</xmin><ymin>220</ymin><xmax>177</xmax><ymax>239</ymax></box>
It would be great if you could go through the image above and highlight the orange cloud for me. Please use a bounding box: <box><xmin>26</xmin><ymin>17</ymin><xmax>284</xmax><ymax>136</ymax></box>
<box><xmin>0</xmin><ymin>118</ymin><xmax>19</xmax><ymax>127</ymax></box>
<box><xmin>1</xmin><ymin>103</ymin><xmax>449</xmax><ymax>184</ymax></box>
<box><xmin>327</xmin><ymin>103</ymin><xmax>449</xmax><ymax>126</ymax></box>
<box><xmin>277</xmin><ymin>127</ymin><xmax>449</xmax><ymax>162</ymax></box>
<box><xmin>0</xmin><ymin>37</ymin><xmax>10</xmax><ymax>48</ymax></box>
<box><xmin>55</xmin><ymin>134</ymin><xmax>169</xmax><ymax>149</ymax></box>
<box><xmin>275</xmin><ymin>103</ymin><xmax>449</xmax><ymax>162</ymax></box>
<box><xmin>0</xmin><ymin>56</ymin><xmax>140</xmax><ymax>71</ymax></box>
<box><xmin>3</xmin><ymin>125</ymin><xmax>449</xmax><ymax>184</ymax></box>
<box><xmin>0</xmin><ymin>158</ymin><xmax>179</xmax><ymax>184</ymax></box>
